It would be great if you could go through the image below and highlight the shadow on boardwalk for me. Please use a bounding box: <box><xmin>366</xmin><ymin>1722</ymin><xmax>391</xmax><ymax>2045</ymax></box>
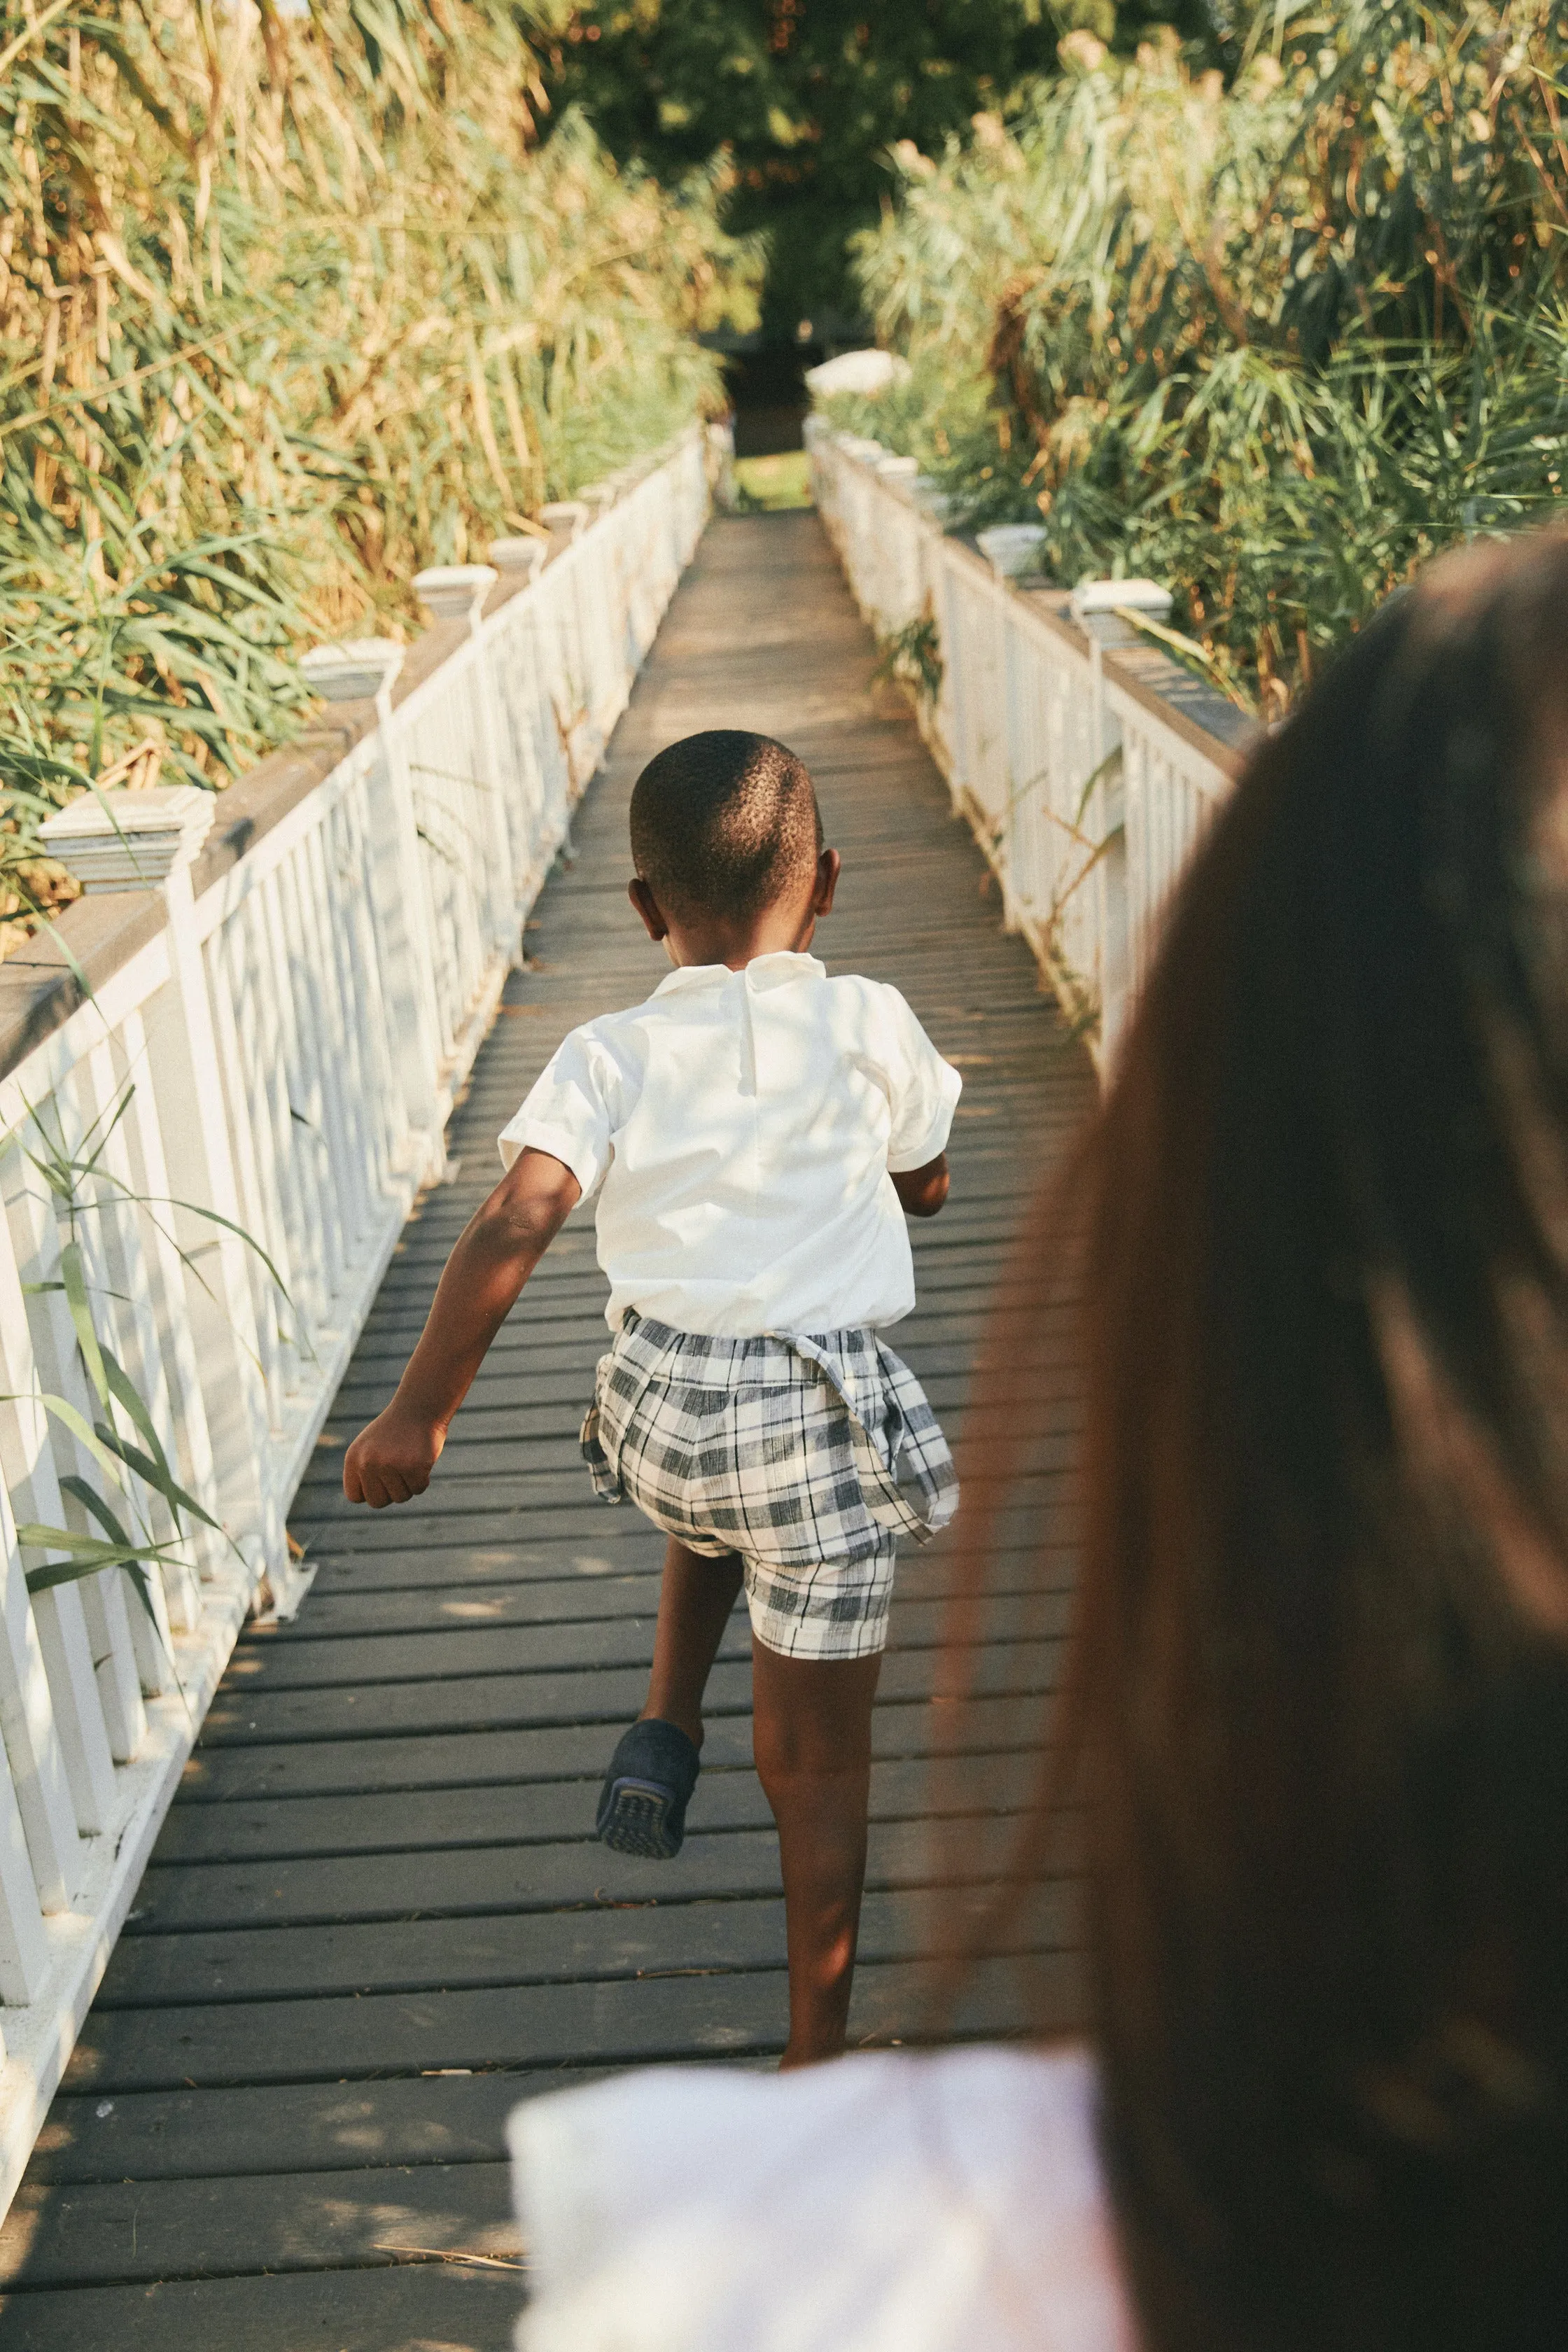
<box><xmin>0</xmin><ymin>512</ymin><xmax>1095</xmax><ymax>2350</ymax></box>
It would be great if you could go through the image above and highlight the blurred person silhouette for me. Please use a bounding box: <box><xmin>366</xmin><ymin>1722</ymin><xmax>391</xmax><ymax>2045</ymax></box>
<box><xmin>510</xmin><ymin>524</ymin><xmax>1568</xmax><ymax>2352</ymax></box>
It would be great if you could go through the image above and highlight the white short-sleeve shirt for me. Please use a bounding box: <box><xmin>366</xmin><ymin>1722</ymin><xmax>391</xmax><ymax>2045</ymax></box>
<box><xmin>498</xmin><ymin>951</ymin><xmax>960</xmax><ymax>1338</ymax></box>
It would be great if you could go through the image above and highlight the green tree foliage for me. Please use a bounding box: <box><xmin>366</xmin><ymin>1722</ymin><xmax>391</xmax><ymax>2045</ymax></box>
<box><xmin>819</xmin><ymin>1</ymin><xmax>1568</xmax><ymax>710</ymax></box>
<box><xmin>547</xmin><ymin>1</ymin><xmax>1223</xmax><ymax>335</ymax></box>
<box><xmin>0</xmin><ymin>0</ymin><xmax>757</xmax><ymax>951</ymax></box>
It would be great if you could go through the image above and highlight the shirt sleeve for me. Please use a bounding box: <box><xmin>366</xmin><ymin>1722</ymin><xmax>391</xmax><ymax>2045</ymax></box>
<box><xmin>498</xmin><ymin>1024</ymin><xmax>617</xmax><ymax>1198</ymax></box>
<box><xmin>880</xmin><ymin>986</ymin><xmax>962</xmax><ymax>1172</ymax></box>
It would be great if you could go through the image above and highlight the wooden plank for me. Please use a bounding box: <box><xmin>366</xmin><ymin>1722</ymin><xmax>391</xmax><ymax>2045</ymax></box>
<box><xmin>94</xmin><ymin>1877</ymin><xmax>1076</xmax><ymax>2010</ymax></box>
<box><xmin>148</xmin><ymin>1749</ymin><xmax>1062</xmax><ymax>1866</ymax></box>
<box><xmin>171</xmin><ymin>1688</ymin><xmax>1058</xmax><ymax>1804</ymax></box>
<box><xmin>245</xmin><ymin>1572</ymin><xmax>666</xmax><ymax>1638</ymax></box>
<box><xmin>192</xmin><ymin>1641</ymin><xmax>1060</xmax><ymax>1749</ymax></box>
<box><xmin>0</xmin><ymin>2159</ymin><xmax>519</xmax><ymax>2288</ymax></box>
<box><xmin>27</xmin><ymin>2066</ymin><xmax>619</xmax><ymax>2186</ymax></box>
<box><xmin>119</xmin><ymin>1815</ymin><xmax>1077</xmax><ymax>1940</ymax></box>
<box><xmin>0</xmin><ymin>2262</ymin><xmax>522</xmax><ymax>2352</ymax></box>
<box><xmin>63</xmin><ymin>1950</ymin><xmax>1074</xmax><ymax>2094</ymax></box>
<box><xmin>303</xmin><ymin>1527</ymin><xmax>671</xmax><ymax>1588</ymax></box>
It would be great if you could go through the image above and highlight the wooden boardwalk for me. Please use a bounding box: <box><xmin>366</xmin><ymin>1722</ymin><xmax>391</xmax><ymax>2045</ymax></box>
<box><xmin>0</xmin><ymin>512</ymin><xmax>1094</xmax><ymax>2349</ymax></box>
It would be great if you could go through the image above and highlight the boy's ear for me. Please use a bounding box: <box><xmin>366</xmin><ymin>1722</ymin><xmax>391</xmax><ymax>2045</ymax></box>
<box><xmin>628</xmin><ymin>876</ymin><xmax>668</xmax><ymax>940</ymax></box>
<box><xmin>813</xmin><ymin>848</ymin><xmax>841</xmax><ymax>916</ymax></box>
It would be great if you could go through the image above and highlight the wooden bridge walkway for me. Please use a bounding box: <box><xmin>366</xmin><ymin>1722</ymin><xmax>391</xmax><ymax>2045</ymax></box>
<box><xmin>0</xmin><ymin>511</ymin><xmax>1094</xmax><ymax>2349</ymax></box>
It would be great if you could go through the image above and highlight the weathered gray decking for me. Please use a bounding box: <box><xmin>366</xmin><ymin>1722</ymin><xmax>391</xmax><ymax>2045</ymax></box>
<box><xmin>0</xmin><ymin>512</ymin><xmax>1095</xmax><ymax>2348</ymax></box>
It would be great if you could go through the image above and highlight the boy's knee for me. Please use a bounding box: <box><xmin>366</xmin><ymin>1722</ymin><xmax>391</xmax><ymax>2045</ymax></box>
<box><xmin>752</xmin><ymin>1648</ymin><xmax>880</xmax><ymax>1785</ymax></box>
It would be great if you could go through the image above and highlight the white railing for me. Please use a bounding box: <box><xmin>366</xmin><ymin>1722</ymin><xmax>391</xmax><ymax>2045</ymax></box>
<box><xmin>0</xmin><ymin>424</ymin><xmax>711</xmax><ymax>2213</ymax></box>
<box><xmin>806</xmin><ymin>419</ymin><xmax>1256</xmax><ymax>1057</ymax></box>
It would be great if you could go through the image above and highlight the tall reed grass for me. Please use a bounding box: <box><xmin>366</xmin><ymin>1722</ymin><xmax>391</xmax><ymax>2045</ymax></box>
<box><xmin>821</xmin><ymin>3</ymin><xmax>1568</xmax><ymax>714</ymax></box>
<box><xmin>0</xmin><ymin>0</ymin><xmax>757</xmax><ymax>951</ymax></box>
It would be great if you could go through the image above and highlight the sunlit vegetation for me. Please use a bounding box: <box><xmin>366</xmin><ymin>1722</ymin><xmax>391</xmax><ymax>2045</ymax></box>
<box><xmin>818</xmin><ymin>3</ymin><xmax>1568</xmax><ymax>714</ymax></box>
<box><xmin>547</xmin><ymin>0</ymin><xmax>1214</xmax><ymax>335</ymax></box>
<box><xmin>0</xmin><ymin>0</ymin><xmax>758</xmax><ymax>951</ymax></box>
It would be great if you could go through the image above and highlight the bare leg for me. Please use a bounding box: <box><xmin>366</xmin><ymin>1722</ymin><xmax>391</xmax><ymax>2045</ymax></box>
<box><xmin>751</xmin><ymin>1642</ymin><xmax>882</xmax><ymax>2069</ymax></box>
<box><xmin>640</xmin><ymin>1538</ymin><xmax>744</xmax><ymax>1749</ymax></box>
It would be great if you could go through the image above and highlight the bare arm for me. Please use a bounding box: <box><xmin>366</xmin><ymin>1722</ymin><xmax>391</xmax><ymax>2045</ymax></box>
<box><xmin>890</xmin><ymin>1152</ymin><xmax>949</xmax><ymax>1219</ymax></box>
<box><xmin>343</xmin><ymin>1147</ymin><xmax>582</xmax><ymax>1508</ymax></box>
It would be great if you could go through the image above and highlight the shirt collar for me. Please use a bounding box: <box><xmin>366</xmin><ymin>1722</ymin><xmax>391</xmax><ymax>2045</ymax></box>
<box><xmin>652</xmin><ymin>951</ymin><xmax>826</xmax><ymax>998</ymax></box>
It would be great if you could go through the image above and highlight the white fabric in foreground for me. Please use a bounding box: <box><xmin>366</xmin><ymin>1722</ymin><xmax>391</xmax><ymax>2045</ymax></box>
<box><xmin>498</xmin><ymin>952</ymin><xmax>961</xmax><ymax>1338</ymax></box>
<box><xmin>510</xmin><ymin>2044</ymin><xmax>1135</xmax><ymax>2352</ymax></box>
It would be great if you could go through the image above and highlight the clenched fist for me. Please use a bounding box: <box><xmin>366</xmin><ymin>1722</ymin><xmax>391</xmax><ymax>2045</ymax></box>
<box><xmin>343</xmin><ymin>1405</ymin><xmax>446</xmax><ymax>1508</ymax></box>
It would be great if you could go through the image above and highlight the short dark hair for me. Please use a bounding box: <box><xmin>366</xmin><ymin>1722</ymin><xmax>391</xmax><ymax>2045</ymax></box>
<box><xmin>629</xmin><ymin>731</ymin><xmax>820</xmax><ymax>924</ymax></box>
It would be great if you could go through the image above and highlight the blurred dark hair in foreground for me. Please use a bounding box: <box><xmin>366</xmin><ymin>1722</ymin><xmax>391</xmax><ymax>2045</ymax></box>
<box><xmin>942</xmin><ymin>526</ymin><xmax>1568</xmax><ymax>2352</ymax></box>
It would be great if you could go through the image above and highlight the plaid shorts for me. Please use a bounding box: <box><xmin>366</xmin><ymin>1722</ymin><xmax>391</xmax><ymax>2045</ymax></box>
<box><xmin>580</xmin><ymin>1312</ymin><xmax>958</xmax><ymax>1660</ymax></box>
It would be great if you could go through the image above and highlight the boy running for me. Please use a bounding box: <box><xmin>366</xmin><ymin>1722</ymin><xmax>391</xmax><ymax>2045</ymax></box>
<box><xmin>344</xmin><ymin>730</ymin><xmax>960</xmax><ymax>2066</ymax></box>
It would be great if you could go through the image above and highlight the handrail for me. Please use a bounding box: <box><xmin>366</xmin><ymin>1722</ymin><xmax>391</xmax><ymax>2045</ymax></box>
<box><xmin>0</xmin><ymin>424</ymin><xmax>713</xmax><ymax>2218</ymax></box>
<box><xmin>805</xmin><ymin>419</ymin><xmax>1257</xmax><ymax>1060</ymax></box>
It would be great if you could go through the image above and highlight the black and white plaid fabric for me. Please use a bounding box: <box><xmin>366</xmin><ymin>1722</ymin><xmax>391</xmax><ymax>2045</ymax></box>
<box><xmin>580</xmin><ymin>1311</ymin><xmax>958</xmax><ymax>1659</ymax></box>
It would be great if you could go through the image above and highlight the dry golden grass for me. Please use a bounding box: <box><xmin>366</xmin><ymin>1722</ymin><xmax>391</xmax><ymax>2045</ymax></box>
<box><xmin>0</xmin><ymin>0</ymin><xmax>759</xmax><ymax>946</ymax></box>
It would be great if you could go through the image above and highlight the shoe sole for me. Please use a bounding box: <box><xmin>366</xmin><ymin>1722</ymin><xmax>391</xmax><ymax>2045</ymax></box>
<box><xmin>598</xmin><ymin>1779</ymin><xmax>684</xmax><ymax>1860</ymax></box>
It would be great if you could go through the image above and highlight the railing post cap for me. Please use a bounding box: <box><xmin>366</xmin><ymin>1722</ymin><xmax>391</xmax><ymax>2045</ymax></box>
<box><xmin>299</xmin><ymin>638</ymin><xmax>406</xmax><ymax>702</ymax></box>
<box><xmin>540</xmin><ymin>500</ymin><xmax>589</xmax><ymax>541</ymax></box>
<box><xmin>38</xmin><ymin>782</ymin><xmax>216</xmax><ymax>891</ymax></box>
<box><xmin>488</xmin><ymin>536</ymin><xmax>547</xmax><ymax>581</ymax></box>
<box><xmin>804</xmin><ymin>349</ymin><xmax>910</xmax><ymax>400</ymax></box>
<box><xmin>1071</xmin><ymin>578</ymin><xmax>1173</xmax><ymax>618</ymax></box>
<box><xmin>1071</xmin><ymin>578</ymin><xmax>1174</xmax><ymax>646</ymax></box>
<box><xmin>977</xmin><ymin>523</ymin><xmax>1049</xmax><ymax>580</ymax></box>
<box><xmin>412</xmin><ymin>564</ymin><xmax>499</xmax><ymax>624</ymax></box>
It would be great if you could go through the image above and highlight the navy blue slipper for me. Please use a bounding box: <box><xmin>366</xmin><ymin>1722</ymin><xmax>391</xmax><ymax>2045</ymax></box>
<box><xmin>596</xmin><ymin>1718</ymin><xmax>701</xmax><ymax>1859</ymax></box>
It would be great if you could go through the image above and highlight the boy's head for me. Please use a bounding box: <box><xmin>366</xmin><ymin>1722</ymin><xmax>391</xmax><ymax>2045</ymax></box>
<box><xmin>629</xmin><ymin>731</ymin><xmax>822</xmax><ymax>928</ymax></box>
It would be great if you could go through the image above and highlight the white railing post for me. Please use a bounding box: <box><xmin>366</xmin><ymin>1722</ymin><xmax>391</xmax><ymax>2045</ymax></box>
<box><xmin>0</xmin><ymin>1152</ymin><xmax>143</xmax><ymax>1797</ymax></box>
<box><xmin>300</xmin><ymin>643</ymin><xmax>447</xmax><ymax>1171</ymax></box>
<box><xmin>486</xmin><ymin>538</ymin><xmax>554</xmax><ymax>940</ymax></box>
<box><xmin>0</xmin><ymin>1476</ymin><xmax>81</xmax><ymax>1913</ymax></box>
<box><xmin>1069</xmin><ymin>582</ymin><xmax>1174</xmax><ymax>1056</ymax></box>
<box><xmin>414</xmin><ymin>566</ymin><xmax>519</xmax><ymax>964</ymax></box>
<box><xmin>0</xmin><ymin>1638</ymin><xmax>46</xmax><ymax>2005</ymax></box>
<box><xmin>157</xmin><ymin>856</ymin><xmax>291</xmax><ymax>1600</ymax></box>
<box><xmin>0</xmin><ymin>1754</ymin><xmax>42</xmax><ymax>2012</ymax></box>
